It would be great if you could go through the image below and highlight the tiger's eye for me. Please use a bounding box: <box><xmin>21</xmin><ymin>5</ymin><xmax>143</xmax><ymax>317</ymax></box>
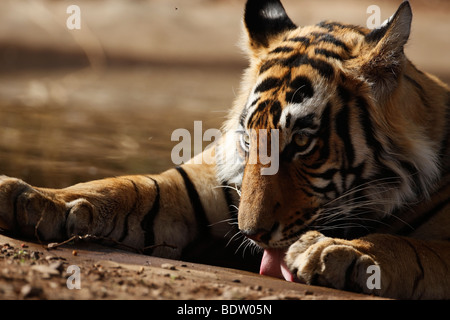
<box><xmin>243</xmin><ymin>133</ymin><xmax>250</xmax><ymax>145</ymax></box>
<box><xmin>293</xmin><ymin>133</ymin><xmax>309</xmax><ymax>148</ymax></box>
<box><xmin>241</xmin><ymin>132</ymin><xmax>250</xmax><ymax>150</ymax></box>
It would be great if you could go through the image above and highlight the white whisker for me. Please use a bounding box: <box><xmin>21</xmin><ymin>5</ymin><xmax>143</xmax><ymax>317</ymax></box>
<box><xmin>213</xmin><ymin>184</ymin><xmax>242</xmax><ymax>197</ymax></box>
<box><xmin>226</xmin><ymin>230</ymin><xmax>244</xmax><ymax>248</ymax></box>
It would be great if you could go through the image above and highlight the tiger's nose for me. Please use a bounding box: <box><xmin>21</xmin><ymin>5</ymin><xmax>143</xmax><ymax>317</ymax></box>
<box><xmin>240</xmin><ymin>223</ymin><xmax>279</xmax><ymax>244</ymax></box>
<box><xmin>240</xmin><ymin>229</ymin><xmax>270</xmax><ymax>242</ymax></box>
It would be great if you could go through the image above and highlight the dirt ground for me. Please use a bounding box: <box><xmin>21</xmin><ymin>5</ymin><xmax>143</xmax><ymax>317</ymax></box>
<box><xmin>0</xmin><ymin>233</ymin><xmax>381</xmax><ymax>300</ymax></box>
<box><xmin>0</xmin><ymin>0</ymin><xmax>449</xmax><ymax>300</ymax></box>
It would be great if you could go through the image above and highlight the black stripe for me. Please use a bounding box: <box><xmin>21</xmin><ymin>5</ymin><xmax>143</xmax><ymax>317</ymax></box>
<box><xmin>303</xmin><ymin>103</ymin><xmax>332</xmax><ymax>169</ymax></box>
<box><xmin>119</xmin><ymin>179</ymin><xmax>140</xmax><ymax>242</ymax></box>
<box><xmin>259</xmin><ymin>59</ymin><xmax>278</xmax><ymax>74</ymax></box>
<box><xmin>292</xmin><ymin>113</ymin><xmax>316</xmax><ymax>131</ymax></box>
<box><xmin>293</xmin><ymin>165</ymin><xmax>311</xmax><ymax>183</ymax></box>
<box><xmin>337</xmin><ymin>85</ymin><xmax>351</xmax><ymax>103</ymax></box>
<box><xmin>343</xmin><ymin>256</ymin><xmax>358</xmax><ymax>292</ymax></box>
<box><xmin>335</xmin><ymin>105</ymin><xmax>355</xmax><ymax>166</ymax></box>
<box><xmin>285</xmin><ymin>112</ymin><xmax>292</xmax><ymax>128</ymax></box>
<box><xmin>247</xmin><ymin>100</ymin><xmax>270</xmax><ymax>128</ymax></box>
<box><xmin>240</xmin><ymin>98</ymin><xmax>260</xmax><ymax>127</ymax></box>
<box><xmin>400</xmin><ymin>160</ymin><xmax>421</xmax><ymax>194</ymax></box>
<box><xmin>357</xmin><ymin>98</ymin><xmax>401</xmax><ymax>186</ymax></box>
<box><xmin>249</xmin><ymin>97</ymin><xmax>260</xmax><ymax>107</ymax></box>
<box><xmin>270</xmin><ymin>101</ymin><xmax>282</xmax><ymax>127</ymax></box>
<box><xmin>261</xmin><ymin>54</ymin><xmax>334</xmax><ymax>79</ymax></box>
<box><xmin>401</xmin><ymin>198</ymin><xmax>450</xmax><ymax>236</ymax></box>
<box><xmin>282</xmin><ymin>209</ymin><xmax>316</xmax><ymax>234</ymax></box>
<box><xmin>285</xmin><ymin>75</ymin><xmax>315</xmax><ymax>105</ymax></box>
<box><xmin>356</xmin><ymin>96</ymin><xmax>383</xmax><ymax>154</ymax></box>
<box><xmin>403</xmin><ymin>74</ymin><xmax>449</xmax><ymax>166</ymax></box>
<box><xmin>355</xmin><ymin>97</ymin><xmax>405</xmax><ymax>188</ymax></box>
<box><xmin>300</xmin><ymin>185</ymin><xmax>316</xmax><ymax>198</ymax></box>
<box><xmin>441</xmin><ymin>93</ymin><xmax>450</xmax><ymax>160</ymax></box>
<box><xmin>281</xmin><ymin>54</ymin><xmax>334</xmax><ymax>79</ymax></box>
<box><xmin>310</xmin><ymin>32</ymin><xmax>350</xmax><ymax>52</ymax></box>
<box><xmin>317</xmin><ymin>21</ymin><xmax>343</xmax><ymax>32</ymax></box>
<box><xmin>63</xmin><ymin>206</ymin><xmax>73</xmax><ymax>237</ymax></box>
<box><xmin>307</xmin><ymin>58</ymin><xmax>335</xmax><ymax>78</ymax></box>
<box><xmin>285</xmin><ymin>90</ymin><xmax>305</xmax><ymax>105</ymax></box>
<box><xmin>314</xmin><ymin>48</ymin><xmax>343</xmax><ymax>61</ymax></box>
<box><xmin>270</xmin><ymin>46</ymin><xmax>294</xmax><ymax>54</ymax></box>
<box><xmin>288</xmin><ymin>36</ymin><xmax>311</xmax><ymax>45</ymax></box>
<box><xmin>401</xmin><ymin>238</ymin><xmax>425</xmax><ymax>297</ymax></box>
<box><xmin>141</xmin><ymin>176</ymin><xmax>160</xmax><ymax>254</ymax></box>
<box><xmin>175</xmin><ymin>166</ymin><xmax>210</xmax><ymax>239</ymax></box>
<box><xmin>319</xmin><ymin>102</ymin><xmax>332</xmax><ymax>156</ymax></box>
<box><xmin>239</xmin><ymin>110</ymin><xmax>248</xmax><ymax>128</ymax></box>
<box><xmin>105</xmin><ymin>210</ymin><xmax>120</xmax><ymax>238</ymax></box>
<box><xmin>400</xmin><ymin>184</ymin><xmax>450</xmax><ymax>236</ymax></box>
<box><xmin>317</xmin><ymin>21</ymin><xmax>366</xmax><ymax>35</ymax></box>
<box><xmin>13</xmin><ymin>187</ymin><xmax>26</xmax><ymax>233</ymax></box>
<box><xmin>403</xmin><ymin>74</ymin><xmax>424</xmax><ymax>93</ymax></box>
<box><xmin>280</xmin><ymin>140</ymin><xmax>296</xmax><ymax>162</ymax></box>
<box><xmin>421</xmin><ymin>242</ymin><xmax>449</xmax><ymax>271</ymax></box>
<box><xmin>254</xmin><ymin>77</ymin><xmax>282</xmax><ymax>93</ymax></box>
<box><xmin>404</xmin><ymin>74</ymin><xmax>432</xmax><ymax>111</ymax></box>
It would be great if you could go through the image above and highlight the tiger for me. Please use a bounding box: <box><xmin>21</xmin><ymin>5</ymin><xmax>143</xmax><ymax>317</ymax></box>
<box><xmin>0</xmin><ymin>0</ymin><xmax>449</xmax><ymax>299</ymax></box>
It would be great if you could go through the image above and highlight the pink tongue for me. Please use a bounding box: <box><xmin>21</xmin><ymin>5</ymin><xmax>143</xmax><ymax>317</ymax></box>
<box><xmin>260</xmin><ymin>249</ymin><xmax>295</xmax><ymax>282</ymax></box>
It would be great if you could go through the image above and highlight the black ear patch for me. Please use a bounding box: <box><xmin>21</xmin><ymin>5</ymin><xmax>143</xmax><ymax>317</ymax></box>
<box><xmin>245</xmin><ymin>0</ymin><xmax>297</xmax><ymax>48</ymax></box>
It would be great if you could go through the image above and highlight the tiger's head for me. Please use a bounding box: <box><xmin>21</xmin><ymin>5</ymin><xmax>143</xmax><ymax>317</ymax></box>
<box><xmin>216</xmin><ymin>0</ymin><xmax>442</xmax><ymax>249</ymax></box>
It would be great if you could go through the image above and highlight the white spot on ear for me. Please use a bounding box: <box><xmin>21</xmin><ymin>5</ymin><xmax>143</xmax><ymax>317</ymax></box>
<box><xmin>261</xmin><ymin>4</ymin><xmax>285</xmax><ymax>20</ymax></box>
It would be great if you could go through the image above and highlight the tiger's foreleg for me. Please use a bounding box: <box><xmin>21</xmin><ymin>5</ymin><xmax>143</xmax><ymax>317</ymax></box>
<box><xmin>285</xmin><ymin>231</ymin><xmax>450</xmax><ymax>299</ymax></box>
<box><xmin>0</xmin><ymin>153</ymin><xmax>234</xmax><ymax>259</ymax></box>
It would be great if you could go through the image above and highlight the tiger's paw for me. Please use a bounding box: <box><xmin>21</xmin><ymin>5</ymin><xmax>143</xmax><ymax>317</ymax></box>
<box><xmin>0</xmin><ymin>175</ymin><xmax>68</xmax><ymax>240</ymax></box>
<box><xmin>285</xmin><ymin>231</ymin><xmax>381</xmax><ymax>295</ymax></box>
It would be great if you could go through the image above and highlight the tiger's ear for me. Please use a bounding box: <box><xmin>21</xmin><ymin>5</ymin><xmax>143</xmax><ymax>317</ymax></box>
<box><xmin>361</xmin><ymin>1</ymin><xmax>412</xmax><ymax>99</ymax></box>
<box><xmin>244</xmin><ymin>0</ymin><xmax>297</xmax><ymax>55</ymax></box>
